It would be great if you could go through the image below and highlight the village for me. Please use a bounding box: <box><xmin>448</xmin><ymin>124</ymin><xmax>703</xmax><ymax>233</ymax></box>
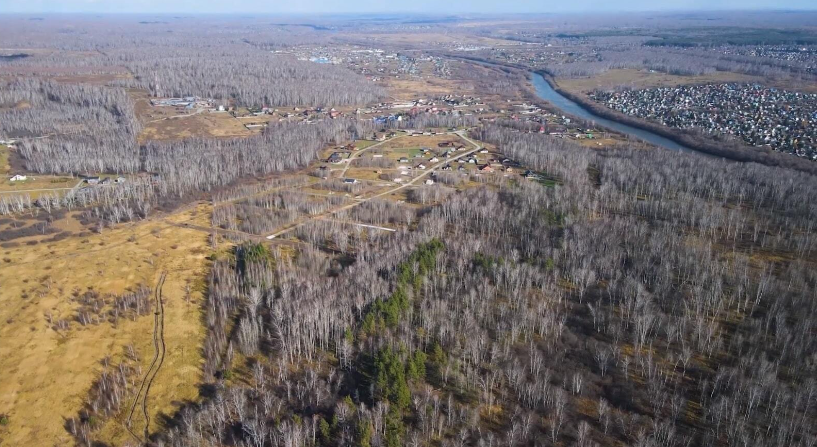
<box><xmin>710</xmin><ymin>45</ymin><xmax>817</xmax><ymax>74</ymax></box>
<box><xmin>317</xmin><ymin>129</ymin><xmax>552</xmax><ymax>196</ymax></box>
<box><xmin>589</xmin><ymin>83</ymin><xmax>817</xmax><ymax>158</ymax></box>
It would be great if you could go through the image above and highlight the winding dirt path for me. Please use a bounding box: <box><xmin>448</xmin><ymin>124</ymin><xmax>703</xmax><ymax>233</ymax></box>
<box><xmin>125</xmin><ymin>271</ymin><xmax>167</xmax><ymax>441</ymax></box>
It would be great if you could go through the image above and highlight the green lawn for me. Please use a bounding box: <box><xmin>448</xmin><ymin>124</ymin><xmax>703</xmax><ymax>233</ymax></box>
<box><xmin>355</xmin><ymin>140</ymin><xmax>378</xmax><ymax>149</ymax></box>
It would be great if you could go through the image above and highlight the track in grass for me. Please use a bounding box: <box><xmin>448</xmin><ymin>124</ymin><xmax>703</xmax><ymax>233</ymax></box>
<box><xmin>125</xmin><ymin>271</ymin><xmax>167</xmax><ymax>441</ymax></box>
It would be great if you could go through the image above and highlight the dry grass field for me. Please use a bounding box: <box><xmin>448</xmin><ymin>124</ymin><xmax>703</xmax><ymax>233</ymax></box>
<box><xmin>0</xmin><ymin>204</ymin><xmax>212</xmax><ymax>446</ymax></box>
<box><xmin>131</xmin><ymin>89</ymin><xmax>253</xmax><ymax>141</ymax></box>
<box><xmin>384</xmin><ymin>76</ymin><xmax>470</xmax><ymax>101</ymax></box>
<box><xmin>0</xmin><ymin>174</ymin><xmax>77</xmax><ymax>195</ymax></box>
<box><xmin>139</xmin><ymin>111</ymin><xmax>252</xmax><ymax>141</ymax></box>
<box><xmin>382</xmin><ymin>134</ymin><xmax>459</xmax><ymax>151</ymax></box>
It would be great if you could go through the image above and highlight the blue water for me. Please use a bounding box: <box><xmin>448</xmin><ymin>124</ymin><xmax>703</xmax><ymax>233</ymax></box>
<box><xmin>530</xmin><ymin>73</ymin><xmax>696</xmax><ymax>153</ymax></box>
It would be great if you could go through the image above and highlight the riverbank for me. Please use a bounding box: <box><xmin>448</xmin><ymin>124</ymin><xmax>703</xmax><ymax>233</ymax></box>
<box><xmin>536</xmin><ymin>70</ymin><xmax>817</xmax><ymax>175</ymax></box>
<box><xmin>447</xmin><ymin>55</ymin><xmax>694</xmax><ymax>151</ymax></box>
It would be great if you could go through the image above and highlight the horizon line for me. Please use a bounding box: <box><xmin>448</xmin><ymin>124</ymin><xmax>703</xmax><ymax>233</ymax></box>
<box><xmin>3</xmin><ymin>8</ymin><xmax>817</xmax><ymax>16</ymax></box>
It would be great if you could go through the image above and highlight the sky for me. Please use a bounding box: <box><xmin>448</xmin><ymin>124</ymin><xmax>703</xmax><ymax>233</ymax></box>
<box><xmin>2</xmin><ymin>0</ymin><xmax>816</xmax><ymax>14</ymax></box>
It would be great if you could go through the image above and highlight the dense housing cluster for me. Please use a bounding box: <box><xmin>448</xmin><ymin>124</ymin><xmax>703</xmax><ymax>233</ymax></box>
<box><xmin>590</xmin><ymin>84</ymin><xmax>817</xmax><ymax>158</ymax></box>
<box><xmin>711</xmin><ymin>45</ymin><xmax>817</xmax><ymax>74</ymax></box>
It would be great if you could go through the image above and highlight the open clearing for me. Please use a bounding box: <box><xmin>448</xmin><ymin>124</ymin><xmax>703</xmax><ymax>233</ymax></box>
<box><xmin>139</xmin><ymin>111</ymin><xmax>252</xmax><ymax>141</ymax></box>
<box><xmin>385</xmin><ymin>76</ymin><xmax>470</xmax><ymax>101</ymax></box>
<box><xmin>0</xmin><ymin>204</ymin><xmax>212</xmax><ymax>446</ymax></box>
<box><xmin>0</xmin><ymin>174</ymin><xmax>77</xmax><ymax>195</ymax></box>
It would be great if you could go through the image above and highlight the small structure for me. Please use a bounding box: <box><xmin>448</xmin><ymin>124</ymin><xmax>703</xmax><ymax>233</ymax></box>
<box><xmin>479</xmin><ymin>165</ymin><xmax>494</xmax><ymax>173</ymax></box>
<box><xmin>9</xmin><ymin>174</ymin><xmax>27</xmax><ymax>182</ymax></box>
<box><xmin>115</xmin><ymin>176</ymin><xmax>127</xmax><ymax>184</ymax></box>
<box><xmin>85</xmin><ymin>176</ymin><xmax>101</xmax><ymax>185</ymax></box>
<box><xmin>425</xmin><ymin>179</ymin><xmax>435</xmax><ymax>185</ymax></box>
<box><xmin>343</xmin><ymin>178</ymin><xmax>359</xmax><ymax>184</ymax></box>
<box><xmin>327</xmin><ymin>152</ymin><xmax>345</xmax><ymax>164</ymax></box>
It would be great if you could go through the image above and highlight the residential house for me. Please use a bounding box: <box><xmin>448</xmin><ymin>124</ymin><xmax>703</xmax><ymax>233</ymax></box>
<box><xmin>327</xmin><ymin>152</ymin><xmax>344</xmax><ymax>164</ymax></box>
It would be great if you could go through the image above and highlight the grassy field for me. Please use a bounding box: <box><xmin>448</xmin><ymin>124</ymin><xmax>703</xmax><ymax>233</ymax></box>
<box><xmin>385</xmin><ymin>76</ymin><xmax>469</xmax><ymax>101</ymax></box>
<box><xmin>0</xmin><ymin>205</ymin><xmax>212</xmax><ymax>446</ymax></box>
<box><xmin>130</xmin><ymin>88</ymin><xmax>253</xmax><ymax>141</ymax></box>
<box><xmin>0</xmin><ymin>174</ymin><xmax>77</xmax><ymax>194</ymax></box>
<box><xmin>353</xmin><ymin>140</ymin><xmax>378</xmax><ymax>150</ymax></box>
<box><xmin>382</xmin><ymin>134</ymin><xmax>460</xmax><ymax>151</ymax></box>
<box><xmin>139</xmin><ymin>111</ymin><xmax>252</xmax><ymax>141</ymax></box>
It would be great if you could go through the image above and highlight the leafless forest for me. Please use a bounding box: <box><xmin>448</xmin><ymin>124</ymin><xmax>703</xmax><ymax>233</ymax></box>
<box><xmin>151</xmin><ymin>122</ymin><xmax>817</xmax><ymax>447</ymax></box>
<box><xmin>1</xmin><ymin>12</ymin><xmax>816</xmax><ymax>447</ymax></box>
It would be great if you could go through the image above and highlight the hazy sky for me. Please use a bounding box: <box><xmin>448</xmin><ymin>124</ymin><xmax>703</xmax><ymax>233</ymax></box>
<box><xmin>2</xmin><ymin>0</ymin><xmax>816</xmax><ymax>14</ymax></box>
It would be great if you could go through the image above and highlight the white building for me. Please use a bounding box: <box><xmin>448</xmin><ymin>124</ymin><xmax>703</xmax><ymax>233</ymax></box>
<box><xmin>9</xmin><ymin>174</ymin><xmax>27</xmax><ymax>182</ymax></box>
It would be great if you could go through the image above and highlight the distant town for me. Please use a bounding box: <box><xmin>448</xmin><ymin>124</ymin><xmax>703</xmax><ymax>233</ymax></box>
<box><xmin>590</xmin><ymin>83</ymin><xmax>817</xmax><ymax>159</ymax></box>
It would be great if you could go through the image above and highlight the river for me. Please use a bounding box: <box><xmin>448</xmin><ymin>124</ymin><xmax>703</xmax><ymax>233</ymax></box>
<box><xmin>529</xmin><ymin>73</ymin><xmax>696</xmax><ymax>154</ymax></box>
